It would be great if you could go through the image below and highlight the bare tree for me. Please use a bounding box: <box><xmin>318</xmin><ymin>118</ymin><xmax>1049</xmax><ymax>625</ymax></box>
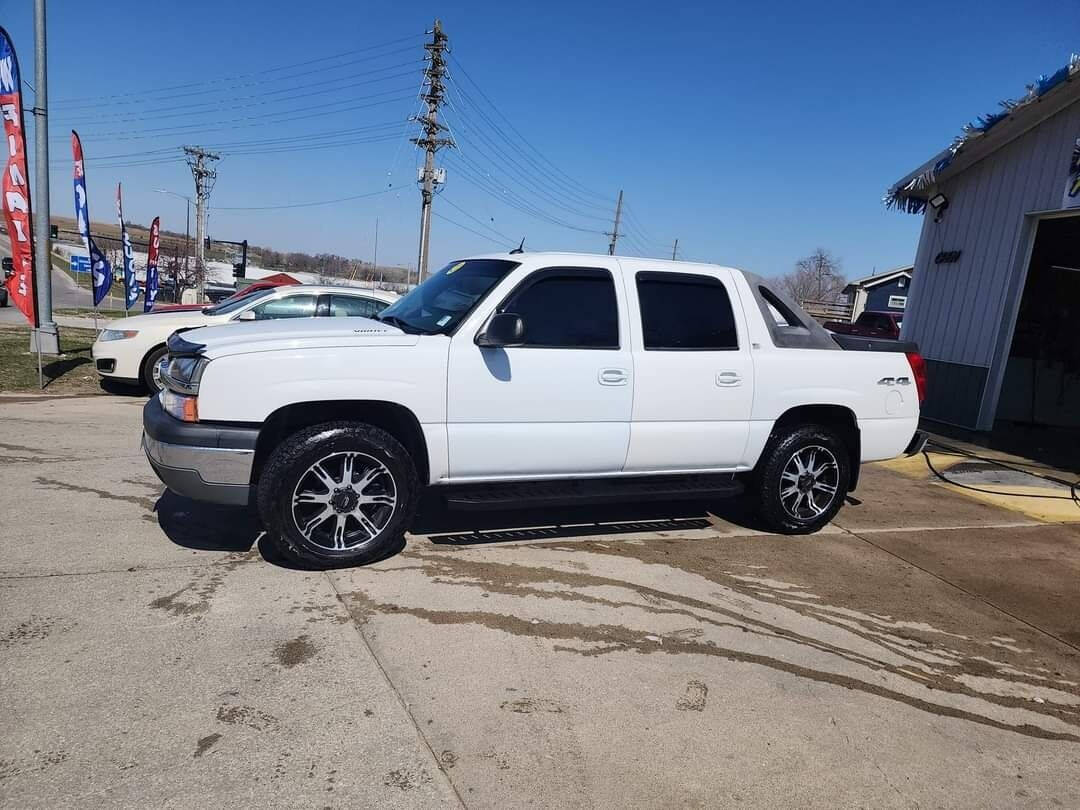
<box><xmin>780</xmin><ymin>249</ymin><xmax>847</xmax><ymax>304</ymax></box>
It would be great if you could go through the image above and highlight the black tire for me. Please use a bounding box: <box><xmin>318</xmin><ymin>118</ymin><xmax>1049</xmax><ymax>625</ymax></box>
<box><xmin>256</xmin><ymin>421</ymin><xmax>419</xmax><ymax>568</ymax></box>
<box><xmin>141</xmin><ymin>345</ymin><xmax>169</xmax><ymax>393</ymax></box>
<box><xmin>753</xmin><ymin>424</ymin><xmax>850</xmax><ymax>534</ymax></box>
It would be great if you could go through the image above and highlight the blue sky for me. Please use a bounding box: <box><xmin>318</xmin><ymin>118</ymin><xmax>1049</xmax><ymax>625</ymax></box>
<box><xmin>2</xmin><ymin>0</ymin><xmax>1077</xmax><ymax>278</ymax></box>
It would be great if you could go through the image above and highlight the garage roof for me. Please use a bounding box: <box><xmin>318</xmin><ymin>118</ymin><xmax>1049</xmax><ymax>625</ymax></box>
<box><xmin>885</xmin><ymin>55</ymin><xmax>1080</xmax><ymax>214</ymax></box>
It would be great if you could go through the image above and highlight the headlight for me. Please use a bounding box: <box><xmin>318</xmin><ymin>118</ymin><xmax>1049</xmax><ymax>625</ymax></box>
<box><xmin>162</xmin><ymin>356</ymin><xmax>209</xmax><ymax>395</ymax></box>
<box><xmin>159</xmin><ymin>389</ymin><xmax>199</xmax><ymax>422</ymax></box>
<box><xmin>99</xmin><ymin>329</ymin><xmax>138</xmax><ymax>341</ymax></box>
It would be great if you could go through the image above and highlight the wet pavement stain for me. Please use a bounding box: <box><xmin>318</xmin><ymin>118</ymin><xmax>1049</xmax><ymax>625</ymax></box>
<box><xmin>34</xmin><ymin>476</ymin><xmax>158</xmax><ymax>520</ymax></box>
<box><xmin>274</xmin><ymin>635</ymin><xmax>317</xmax><ymax>668</ymax></box>
<box><xmin>676</xmin><ymin>680</ymin><xmax>709</xmax><ymax>711</ymax></box>
<box><xmin>215</xmin><ymin>705</ymin><xmax>279</xmax><ymax>731</ymax></box>
<box><xmin>384</xmin><ymin>767</ymin><xmax>431</xmax><ymax>790</ymax></box>
<box><xmin>499</xmin><ymin>697</ymin><xmax>565</xmax><ymax>714</ymax></box>
<box><xmin>148</xmin><ymin>571</ymin><xmax>228</xmax><ymax>618</ymax></box>
<box><xmin>0</xmin><ymin>615</ymin><xmax>70</xmax><ymax>649</ymax></box>
<box><xmin>193</xmin><ymin>733</ymin><xmax>222</xmax><ymax>759</ymax></box>
<box><xmin>341</xmin><ymin>543</ymin><xmax>1080</xmax><ymax>743</ymax></box>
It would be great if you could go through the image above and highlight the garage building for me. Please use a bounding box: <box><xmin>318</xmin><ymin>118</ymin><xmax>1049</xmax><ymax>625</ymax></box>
<box><xmin>886</xmin><ymin>55</ymin><xmax>1080</xmax><ymax>458</ymax></box>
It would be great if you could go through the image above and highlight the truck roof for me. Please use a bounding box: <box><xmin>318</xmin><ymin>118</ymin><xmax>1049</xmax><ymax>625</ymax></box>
<box><xmin>463</xmin><ymin>251</ymin><xmax>744</xmax><ymax>274</ymax></box>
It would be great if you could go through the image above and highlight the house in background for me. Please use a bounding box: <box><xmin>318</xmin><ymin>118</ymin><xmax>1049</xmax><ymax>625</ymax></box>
<box><xmin>842</xmin><ymin>265</ymin><xmax>913</xmax><ymax>322</ymax></box>
<box><xmin>884</xmin><ymin>54</ymin><xmax>1080</xmax><ymax>466</ymax></box>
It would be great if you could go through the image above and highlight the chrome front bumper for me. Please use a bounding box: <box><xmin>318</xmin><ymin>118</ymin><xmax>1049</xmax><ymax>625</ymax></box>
<box><xmin>142</xmin><ymin>433</ymin><xmax>254</xmax><ymax>506</ymax></box>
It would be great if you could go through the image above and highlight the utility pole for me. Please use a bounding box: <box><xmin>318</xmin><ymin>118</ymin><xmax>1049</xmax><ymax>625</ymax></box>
<box><xmin>412</xmin><ymin>19</ymin><xmax>452</xmax><ymax>284</ymax></box>
<box><xmin>607</xmin><ymin>189</ymin><xmax>623</xmax><ymax>256</ymax></box>
<box><xmin>671</xmin><ymin>238</ymin><xmax>678</xmax><ymax>261</ymax></box>
<box><xmin>31</xmin><ymin>0</ymin><xmax>59</xmax><ymax>356</ymax></box>
<box><xmin>183</xmin><ymin>146</ymin><xmax>220</xmax><ymax>302</ymax></box>
<box><xmin>373</xmin><ymin>217</ymin><xmax>379</xmax><ymax>280</ymax></box>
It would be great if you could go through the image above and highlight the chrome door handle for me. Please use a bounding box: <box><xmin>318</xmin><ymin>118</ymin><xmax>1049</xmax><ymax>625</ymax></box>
<box><xmin>716</xmin><ymin>371</ymin><xmax>742</xmax><ymax>387</ymax></box>
<box><xmin>598</xmin><ymin>368</ymin><xmax>629</xmax><ymax>386</ymax></box>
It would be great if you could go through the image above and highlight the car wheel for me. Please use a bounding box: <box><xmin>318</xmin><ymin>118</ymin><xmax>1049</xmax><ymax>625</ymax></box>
<box><xmin>257</xmin><ymin>421</ymin><xmax>419</xmax><ymax>568</ymax></box>
<box><xmin>754</xmin><ymin>424</ymin><xmax>850</xmax><ymax>534</ymax></box>
<box><xmin>141</xmin><ymin>345</ymin><xmax>170</xmax><ymax>393</ymax></box>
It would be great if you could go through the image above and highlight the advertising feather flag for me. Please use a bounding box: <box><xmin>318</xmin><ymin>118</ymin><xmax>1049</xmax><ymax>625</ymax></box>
<box><xmin>144</xmin><ymin>216</ymin><xmax>160</xmax><ymax>312</ymax></box>
<box><xmin>0</xmin><ymin>27</ymin><xmax>38</xmax><ymax>326</ymax></box>
<box><xmin>72</xmin><ymin>130</ymin><xmax>113</xmax><ymax>306</ymax></box>
<box><xmin>117</xmin><ymin>183</ymin><xmax>139</xmax><ymax>309</ymax></box>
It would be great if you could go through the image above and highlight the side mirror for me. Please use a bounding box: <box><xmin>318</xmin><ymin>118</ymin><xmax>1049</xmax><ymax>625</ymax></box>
<box><xmin>237</xmin><ymin>310</ymin><xmax>256</xmax><ymax>321</ymax></box>
<box><xmin>476</xmin><ymin>312</ymin><xmax>525</xmax><ymax>347</ymax></box>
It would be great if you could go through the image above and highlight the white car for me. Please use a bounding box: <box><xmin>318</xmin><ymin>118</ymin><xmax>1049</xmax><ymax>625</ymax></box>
<box><xmin>142</xmin><ymin>252</ymin><xmax>927</xmax><ymax>567</ymax></box>
<box><xmin>92</xmin><ymin>284</ymin><xmax>398</xmax><ymax>392</ymax></box>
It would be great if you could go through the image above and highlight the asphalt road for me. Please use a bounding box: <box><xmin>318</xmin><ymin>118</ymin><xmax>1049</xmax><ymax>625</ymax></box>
<box><xmin>0</xmin><ymin>233</ymin><xmax>123</xmax><ymax>326</ymax></box>
<box><xmin>2</xmin><ymin>394</ymin><xmax>1079</xmax><ymax>808</ymax></box>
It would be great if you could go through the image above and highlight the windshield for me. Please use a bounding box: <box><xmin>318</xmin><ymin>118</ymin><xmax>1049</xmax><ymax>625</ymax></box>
<box><xmin>202</xmin><ymin>287</ymin><xmax>276</xmax><ymax>316</ymax></box>
<box><xmin>377</xmin><ymin>259</ymin><xmax>519</xmax><ymax>334</ymax></box>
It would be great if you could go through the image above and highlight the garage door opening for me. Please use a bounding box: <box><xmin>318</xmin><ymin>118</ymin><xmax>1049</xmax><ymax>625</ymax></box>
<box><xmin>994</xmin><ymin>214</ymin><xmax>1080</xmax><ymax>469</ymax></box>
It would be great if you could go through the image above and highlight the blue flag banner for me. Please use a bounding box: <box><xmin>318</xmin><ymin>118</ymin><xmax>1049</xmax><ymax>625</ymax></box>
<box><xmin>117</xmin><ymin>183</ymin><xmax>139</xmax><ymax>309</ymax></box>
<box><xmin>144</xmin><ymin>216</ymin><xmax>160</xmax><ymax>312</ymax></box>
<box><xmin>72</xmin><ymin>131</ymin><xmax>112</xmax><ymax>306</ymax></box>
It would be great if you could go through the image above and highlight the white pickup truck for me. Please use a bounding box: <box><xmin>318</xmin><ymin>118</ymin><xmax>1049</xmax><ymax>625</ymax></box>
<box><xmin>142</xmin><ymin>253</ymin><xmax>927</xmax><ymax>567</ymax></box>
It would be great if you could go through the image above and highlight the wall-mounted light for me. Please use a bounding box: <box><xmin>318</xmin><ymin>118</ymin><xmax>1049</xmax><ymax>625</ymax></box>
<box><xmin>928</xmin><ymin>193</ymin><xmax>949</xmax><ymax>222</ymax></box>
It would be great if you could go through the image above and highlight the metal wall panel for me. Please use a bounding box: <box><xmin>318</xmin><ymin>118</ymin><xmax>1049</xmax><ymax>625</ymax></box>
<box><xmin>900</xmin><ymin>100</ymin><xmax>1080</xmax><ymax>427</ymax></box>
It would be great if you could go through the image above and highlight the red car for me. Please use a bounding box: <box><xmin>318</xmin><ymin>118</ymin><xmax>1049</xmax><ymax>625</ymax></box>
<box><xmin>824</xmin><ymin>310</ymin><xmax>903</xmax><ymax>340</ymax></box>
<box><xmin>151</xmin><ymin>275</ymin><xmax>299</xmax><ymax>313</ymax></box>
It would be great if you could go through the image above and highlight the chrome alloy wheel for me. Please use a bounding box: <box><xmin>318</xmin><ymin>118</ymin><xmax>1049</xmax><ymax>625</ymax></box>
<box><xmin>779</xmin><ymin>445</ymin><xmax>839</xmax><ymax>520</ymax></box>
<box><xmin>290</xmin><ymin>451</ymin><xmax>397</xmax><ymax>551</ymax></box>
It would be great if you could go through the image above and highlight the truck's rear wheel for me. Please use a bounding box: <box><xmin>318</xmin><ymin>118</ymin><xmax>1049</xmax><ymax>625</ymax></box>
<box><xmin>754</xmin><ymin>424</ymin><xmax>850</xmax><ymax>534</ymax></box>
<box><xmin>257</xmin><ymin>421</ymin><xmax>419</xmax><ymax>568</ymax></box>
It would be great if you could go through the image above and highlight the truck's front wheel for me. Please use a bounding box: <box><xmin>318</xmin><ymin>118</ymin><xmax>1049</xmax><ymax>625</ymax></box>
<box><xmin>257</xmin><ymin>421</ymin><xmax>419</xmax><ymax>568</ymax></box>
<box><xmin>754</xmin><ymin>424</ymin><xmax>850</xmax><ymax>534</ymax></box>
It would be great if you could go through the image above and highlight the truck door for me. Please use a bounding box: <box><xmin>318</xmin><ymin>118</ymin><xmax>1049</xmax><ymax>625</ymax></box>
<box><xmin>620</xmin><ymin>263</ymin><xmax>755</xmax><ymax>471</ymax></box>
<box><xmin>446</xmin><ymin>264</ymin><xmax>633</xmax><ymax>479</ymax></box>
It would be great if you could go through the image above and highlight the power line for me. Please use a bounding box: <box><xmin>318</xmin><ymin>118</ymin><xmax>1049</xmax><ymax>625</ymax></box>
<box><xmin>448</xmin><ymin>54</ymin><xmax>613</xmax><ymax>205</ymax></box>
<box><xmin>59</xmin><ymin>64</ymin><xmax>422</xmax><ymax>126</ymax></box>
<box><xmin>445</xmin><ymin>75</ymin><xmax>613</xmax><ymax>216</ymax></box>
<box><xmin>433</xmin><ymin>211</ymin><xmax>514</xmax><ymax>248</ymax></box>
<box><xmin>50</xmin><ymin>91</ymin><xmax>418</xmax><ymax>142</ymax></box>
<box><xmin>439</xmin><ymin>195</ymin><xmax>516</xmax><ymax>245</ymax></box>
<box><xmin>213</xmin><ymin>187</ymin><xmax>397</xmax><ymax>211</ymax></box>
<box><xmin>445</xmin><ymin>151</ymin><xmax>605</xmax><ymax>235</ymax></box>
<box><xmin>52</xmin><ymin>34</ymin><xmax>425</xmax><ymax>106</ymax></box>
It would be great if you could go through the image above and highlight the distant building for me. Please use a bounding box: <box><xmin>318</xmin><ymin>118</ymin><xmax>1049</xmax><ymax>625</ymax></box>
<box><xmin>885</xmin><ymin>55</ymin><xmax>1080</xmax><ymax>441</ymax></box>
<box><xmin>842</xmin><ymin>266</ymin><xmax>913</xmax><ymax>322</ymax></box>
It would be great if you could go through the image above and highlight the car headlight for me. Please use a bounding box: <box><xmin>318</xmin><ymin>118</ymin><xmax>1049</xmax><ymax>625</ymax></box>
<box><xmin>159</xmin><ymin>389</ymin><xmax>199</xmax><ymax>422</ymax></box>
<box><xmin>99</xmin><ymin>329</ymin><xmax>138</xmax><ymax>341</ymax></box>
<box><xmin>162</xmin><ymin>355</ymin><xmax>209</xmax><ymax>395</ymax></box>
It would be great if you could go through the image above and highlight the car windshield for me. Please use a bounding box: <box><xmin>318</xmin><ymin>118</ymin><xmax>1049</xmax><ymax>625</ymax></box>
<box><xmin>202</xmin><ymin>287</ymin><xmax>276</xmax><ymax>316</ymax></box>
<box><xmin>376</xmin><ymin>259</ymin><xmax>519</xmax><ymax>334</ymax></box>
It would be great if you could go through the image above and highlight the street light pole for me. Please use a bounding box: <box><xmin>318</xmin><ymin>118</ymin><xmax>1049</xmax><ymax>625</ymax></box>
<box><xmin>154</xmin><ymin>189</ymin><xmax>191</xmax><ymax>303</ymax></box>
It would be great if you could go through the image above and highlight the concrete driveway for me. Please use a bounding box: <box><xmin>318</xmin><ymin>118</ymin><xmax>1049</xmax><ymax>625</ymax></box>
<box><xmin>2</xmin><ymin>394</ymin><xmax>1079</xmax><ymax>808</ymax></box>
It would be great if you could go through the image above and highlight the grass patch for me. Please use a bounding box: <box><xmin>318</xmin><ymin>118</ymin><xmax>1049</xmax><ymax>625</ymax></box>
<box><xmin>0</xmin><ymin>326</ymin><xmax>107</xmax><ymax>394</ymax></box>
<box><xmin>54</xmin><ymin>307</ymin><xmax>130</xmax><ymax>319</ymax></box>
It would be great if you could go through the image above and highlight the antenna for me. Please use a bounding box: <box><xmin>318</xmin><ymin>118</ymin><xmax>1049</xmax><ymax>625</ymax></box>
<box><xmin>510</xmin><ymin>237</ymin><xmax>526</xmax><ymax>255</ymax></box>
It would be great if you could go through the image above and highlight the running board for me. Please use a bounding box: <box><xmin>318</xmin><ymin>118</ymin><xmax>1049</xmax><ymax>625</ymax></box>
<box><xmin>441</xmin><ymin>474</ymin><xmax>743</xmax><ymax>511</ymax></box>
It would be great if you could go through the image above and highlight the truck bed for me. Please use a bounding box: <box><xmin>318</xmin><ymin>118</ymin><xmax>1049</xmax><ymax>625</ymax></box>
<box><xmin>831</xmin><ymin>334</ymin><xmax>918</xmax><ymax>353</ymax></box>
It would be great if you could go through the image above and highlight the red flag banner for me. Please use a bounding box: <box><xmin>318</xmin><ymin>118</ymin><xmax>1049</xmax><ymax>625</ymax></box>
<box><xmin>0</xmin><ymin>26</ymin><xmax>37</xmax><ymax>326</ymax></box>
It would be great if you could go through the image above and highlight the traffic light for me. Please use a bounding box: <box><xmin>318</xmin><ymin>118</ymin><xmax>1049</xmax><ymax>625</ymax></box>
<box><xmin>233</xmin><ymin>240</ymin><xmax>248</xmax><ymax>278</ymax></box>
<box><xmin>50</xmin><ymin>224</ymin><xmax>58</xmax><ymax>239</ymax></box>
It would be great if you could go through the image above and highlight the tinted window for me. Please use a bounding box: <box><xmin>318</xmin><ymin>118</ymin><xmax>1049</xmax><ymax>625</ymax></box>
<box><xmin>250</xmin><ymin>294</ymin><xmax>317</xmax><ymax>320</ymax></box>
<box><xmin>637</xmin><ymin>272</ymin><xmax>738</xmax><ymax>350</ymax></box>
<box><xmin>329</xmin><ymin>294</ymin><xmax>387</xmax><ymax>318</ymax></box>
<box><xmin>500</xmin><ymin>268</ymin><xmax>618</xmax><ymax>348</ymax></box>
